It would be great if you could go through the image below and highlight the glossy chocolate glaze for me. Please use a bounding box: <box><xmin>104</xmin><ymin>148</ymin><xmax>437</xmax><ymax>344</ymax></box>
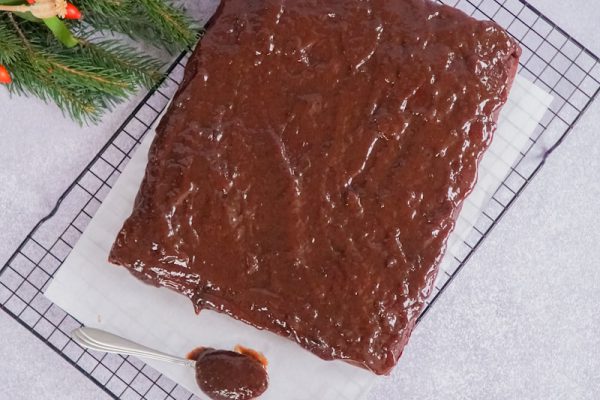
<box><xmin>192</xmin><ymin>348</ymin><xmax>268</xmax><ymax>400</ymax></box>
<box><xmin>110</xmin><ymin>0</ymin><xmax>520</xmax><ymax>374</ymax></box>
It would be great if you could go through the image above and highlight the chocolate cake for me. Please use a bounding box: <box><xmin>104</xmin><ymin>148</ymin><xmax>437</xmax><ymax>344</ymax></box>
<box><xmin>110</xmin><ymin>0</ymin><xmax>521</xmax><ymax>374</ymax></box>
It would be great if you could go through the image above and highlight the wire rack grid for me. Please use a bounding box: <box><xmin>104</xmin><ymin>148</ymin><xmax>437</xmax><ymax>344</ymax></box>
<box><xmin>1</xmin><ymin>1</ymin><xmax>600</xmax><ymax>399</ymax></box>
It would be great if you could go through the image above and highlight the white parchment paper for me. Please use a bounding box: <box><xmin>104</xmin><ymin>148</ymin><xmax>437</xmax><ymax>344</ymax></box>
<box><xmin>45</xmin><ymin>75</ymin><xmax>552</xmax><ymax>400</ymax></box>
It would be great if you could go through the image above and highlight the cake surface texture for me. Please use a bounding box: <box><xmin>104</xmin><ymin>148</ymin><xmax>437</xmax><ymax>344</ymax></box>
<box><xmin>110</xmin><ymin>0</ymin><xmax>521</xmax><ymax>374</ymax></box>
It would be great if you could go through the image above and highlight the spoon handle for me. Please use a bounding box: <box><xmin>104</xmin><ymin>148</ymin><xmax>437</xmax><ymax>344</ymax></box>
<box><xmin>72</xmin><ymin>327</ymin><xmax>196</xmax><ymax>368</ymax></box>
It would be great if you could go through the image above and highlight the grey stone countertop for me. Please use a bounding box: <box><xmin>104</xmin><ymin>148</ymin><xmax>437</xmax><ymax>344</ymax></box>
<box><xmin>1</xmin><ymin>1</ymin><xmax>599</xmax><ymax>399</ymax></box>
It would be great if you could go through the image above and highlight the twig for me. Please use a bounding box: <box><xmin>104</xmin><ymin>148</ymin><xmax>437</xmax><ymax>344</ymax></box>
<box><xmin>7</xmin><ymin>12</ymin><xmax>32</xmax><ymax>50</ymax></box>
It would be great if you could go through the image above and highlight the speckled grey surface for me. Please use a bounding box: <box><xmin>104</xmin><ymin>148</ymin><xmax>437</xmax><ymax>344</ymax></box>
<box><xmin>1</xmin><ymin>1</ymin><xmax>599</xmax><ymax>399</ymax></box>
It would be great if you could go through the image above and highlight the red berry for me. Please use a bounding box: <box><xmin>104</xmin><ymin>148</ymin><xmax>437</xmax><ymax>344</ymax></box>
<box><xmin>0</xmin><ymin>65</ymin><xmax>11</xmax><ymax>84</ymax></box>
<box><xmin>26</xmin><ymin>0</ymin><xmax>35</xmax><ymax>4</ymax></box>
<box><xmin>64</xmin><ymin>3</ymin><xmax>82</xmax><ymax>20</ymax></box>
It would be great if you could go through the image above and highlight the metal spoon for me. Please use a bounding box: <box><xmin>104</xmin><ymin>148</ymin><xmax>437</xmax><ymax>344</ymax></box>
<box><xmin>71</xmin><ymin>327</ymin><xmax>196</xmax><ymax>368</ymax></box>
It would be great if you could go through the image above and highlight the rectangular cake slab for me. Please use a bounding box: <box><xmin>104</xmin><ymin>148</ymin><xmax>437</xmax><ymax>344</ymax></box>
<box><xmin>45</xmin><ymin>74</ymin><xmax>552</xmax><ymax>399</ymax></box>
<box><xmin>109</xmin><ymin>0</ymin><xmax>520</xmax><ymax>374</ymax></box>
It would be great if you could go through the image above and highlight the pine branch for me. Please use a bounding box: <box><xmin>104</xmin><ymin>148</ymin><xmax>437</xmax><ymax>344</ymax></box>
<box><xmin>74</xmin><ymin>0</ymin><xmax>161</xmax><ymax>46</ymax></box>
<box><xmin>3</xmin><ymin>12</ymin><xmax>171</xmax><ymax>123</ymax></box>
<box><xmin>22</xmin><ymin>21</ymin><xmax>144</xmax><ymax>94</ymax></box>
<box><xmin>76</xmin><ymin>37</ymin><xmax>165</xmax><ymax>89</ymax></box>
<box><xmin>73</xmin><ymin>0</ymin><xmax>200</xmax><ymax>52</ymax></box>
<box><xmin>135</xmin><ymin>0</ymin><xmax>199</xmax><ymax>50</ymax></box>
<box><xmin>1</xmin><ymin>0</ymin><xmax>200</xmax><ymax>124</ymax></box>
<box><xmin>9</xmin><ymin>49</ymin><xmax>105</xmax><ymax>123</ymax></box>
<box><xmin>0</xmin><ymin>20</ymin><xmax>23</xmax><ymax>64</ymax></box>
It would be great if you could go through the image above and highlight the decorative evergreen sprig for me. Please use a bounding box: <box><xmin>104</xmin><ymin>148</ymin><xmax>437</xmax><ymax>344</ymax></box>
<box><xmin>74</xmin><ymin>0</ymin><xmax>200</xmax><ymax>52</ymax></box>
<box><xmin>0</xmin><ymin>0</ymin><xmax>200</xmax><ymax>124</ymax></box>
<box><xmin>0</xmin><ymin>23</ymin><xmax>21</xmax><ymax>64</ymax></box>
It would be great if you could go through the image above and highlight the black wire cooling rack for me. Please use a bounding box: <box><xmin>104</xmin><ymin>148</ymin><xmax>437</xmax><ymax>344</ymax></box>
<box><xmin>1</xmin><ymin>1</ymin><xmax>600</xmax><ymax>399</ymax></box>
